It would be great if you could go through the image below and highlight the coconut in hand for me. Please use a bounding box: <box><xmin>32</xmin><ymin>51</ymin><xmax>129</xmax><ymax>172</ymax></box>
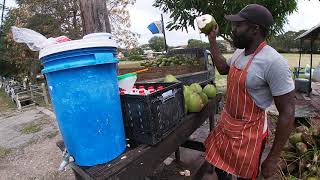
<box><xmin>195</xmin><ymin>14</ymin><xmax>217</xmax><ymax>35</ymax></box>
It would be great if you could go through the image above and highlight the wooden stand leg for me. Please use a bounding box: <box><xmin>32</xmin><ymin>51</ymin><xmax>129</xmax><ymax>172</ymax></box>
<box><xmin>207</xmin><ymin>98</ymin><xmax>217</xmax><ymax>174</ymax></box>
<box><xmin>73</xmin><ymin>170</ymin><xmax>85</xmax><ymax>180</ymax></box>
<box><xmin>175</xmin><ymin>147</ymin><xmax>180</xmax><ymax>162</ymax></box>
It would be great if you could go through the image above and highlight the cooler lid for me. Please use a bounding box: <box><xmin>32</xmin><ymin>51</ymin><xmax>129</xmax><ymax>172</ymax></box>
<box><xmin>39</xmin><ymin>33</ymin><xmax>117</xmax><ymax>59</ymax></box>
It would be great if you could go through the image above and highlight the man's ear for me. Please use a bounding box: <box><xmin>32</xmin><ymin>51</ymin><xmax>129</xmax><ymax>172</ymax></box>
<box><xmin>250</xmin><ymin>24</ymin><xmax>260</xmax><ymax>35</ymax></box>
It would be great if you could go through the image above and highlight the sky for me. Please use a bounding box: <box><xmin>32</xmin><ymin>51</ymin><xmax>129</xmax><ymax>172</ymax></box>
<box><xmin>2</xmin><ymin>0</ymin><xmax>320</xmax><ymax>46</ymax></box>
<box><xmin>128</xmin><ymin>0</ymin><xmax>320</xmax><ymax>46</ymax></box>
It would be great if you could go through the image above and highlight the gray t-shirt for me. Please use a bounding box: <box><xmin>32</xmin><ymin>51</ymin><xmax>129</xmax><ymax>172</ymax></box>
<box><xmin>226</xmin><ymin>45</ymin><xmax>295</xmax><ymax>110</ymax></box>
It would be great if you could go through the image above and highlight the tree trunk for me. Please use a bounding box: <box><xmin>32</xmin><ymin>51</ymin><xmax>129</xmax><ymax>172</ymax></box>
<box><xmin>79</xmin><ymin>0</ymin><xmax>111</xmax><ymax>35</ymax></box>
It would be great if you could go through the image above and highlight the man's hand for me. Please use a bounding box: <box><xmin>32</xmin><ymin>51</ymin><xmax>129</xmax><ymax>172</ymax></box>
<box><xmin>262</xmin><ymin>91</ymin><xmax>295</xmax><ymax>178</ymax></box>
<box><xmin>207</xmin><ymin>25</ymin><xmax>230</xmax><ymax>75</ymax></box>
<box><xmin>261</xmin><ymin>156</ymin><xmax>280</xmax><ymax>178</ymax></box>
<box><xmin>208</xmin><ymin>25</ymin><xmax>219</xmax><ymax>44</ymax></box>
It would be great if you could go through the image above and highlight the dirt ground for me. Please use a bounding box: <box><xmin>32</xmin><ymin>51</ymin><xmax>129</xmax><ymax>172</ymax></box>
<box><xmin>0</xmin><ymin>106</ymin><xmax>74</xmax><ymax>180</ymax></box>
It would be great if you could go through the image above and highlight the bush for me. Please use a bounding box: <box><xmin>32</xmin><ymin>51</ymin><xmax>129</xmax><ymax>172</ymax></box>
<box><xmin>128</xmin><ymin>55</ymin><xmax>143</xmax><ymax>61</ymax></box>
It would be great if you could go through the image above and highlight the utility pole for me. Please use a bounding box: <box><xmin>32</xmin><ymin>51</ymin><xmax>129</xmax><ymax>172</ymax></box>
<box><xmin>161</xmin><ymin>14</ymin><xmax>168</xmax><ymax>53</ymax></box>
<box><xmin>0</xmin><ymin>0</ymin><xmax>6</xmax><ymax>42</ymax></box>
<box><xmin>0</xmin><ymin>0</ymin><xmax>6</xmax><ymax>56</ymax></box>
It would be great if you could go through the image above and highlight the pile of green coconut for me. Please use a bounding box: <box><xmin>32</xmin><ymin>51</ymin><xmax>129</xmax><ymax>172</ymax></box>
<box><xmin>279</xmin><ymin>123</ymin><xmax>320</xmax><ymax>180</ymax></box>
<box><xmin>141</xmin><ymin>55</ymin><xmax>202</xmax><ymax>67</ymax></box>
<box><xmin>164</xmin><ymin>74</ymin><xmax>217</xmax><ymax>113</ymax></box>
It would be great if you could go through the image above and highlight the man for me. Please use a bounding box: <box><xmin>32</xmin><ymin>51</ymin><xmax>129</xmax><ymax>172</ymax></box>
<box><xmin>204</xmin><ymin>4</ymin><xmax>295</xmax><ymax>180</ymax></box>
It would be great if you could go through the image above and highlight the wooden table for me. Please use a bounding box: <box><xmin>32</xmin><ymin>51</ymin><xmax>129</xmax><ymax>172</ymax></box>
<box><xmin>57</xmin><ymin>95</ymin><xmax>220</xmax><ymax>180</ymax></box>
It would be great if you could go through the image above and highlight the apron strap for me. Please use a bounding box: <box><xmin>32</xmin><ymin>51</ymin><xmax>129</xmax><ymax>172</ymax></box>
<box><xmin>244</xmin><ymin>41</ymin><xmax>267</xmax><ymax>72</ymax></box>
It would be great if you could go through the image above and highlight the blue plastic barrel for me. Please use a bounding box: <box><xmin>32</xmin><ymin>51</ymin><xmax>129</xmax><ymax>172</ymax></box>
<box><xmin>39</xmin><ymin>35</ymin><xmax>126</xmax><ymax>166</ymax></box>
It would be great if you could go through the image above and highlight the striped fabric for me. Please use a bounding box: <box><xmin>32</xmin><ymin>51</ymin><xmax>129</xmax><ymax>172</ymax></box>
<box><xmin>205</xmin><ymin>41</ymin><xmax>268</xmax><ymax>179</ymax></box>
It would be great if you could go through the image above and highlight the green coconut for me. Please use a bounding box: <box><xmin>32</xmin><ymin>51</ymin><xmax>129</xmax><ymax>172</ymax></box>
<box><xmin>195</xmin><ymin>14</ymin><xmax>217</xmax><ymax>35</ymax></box>
<box><xmin>289</xmin><ymin>132</ymin><xmax>303</xmax><ymax>145</ymax></box>
<box><xmin>190</xmin><ymin>83</ymin><xmax>202</xmax><ymax>93</ymax></box>
<box><xmin>184</xmin><ymin>102</ymin><xmax>188</xmax><ymax>113</ymax></box>
<box><xmin>183</xmin><ymin>86</ymin><xmax>191</xmax><ymax>97</ymax></box>
<box><xmin>198</xmin><ymin>92</ymin><xmax>208</xmax><ymax>105</ymax></box>
<box><xmin>203</xmin><ymin>84</ymin><xmax>217</xmax><ymax>98</ymax></box>
<box><xmin>164</xmin><ymin>74</ymin><xmax>178</xmax><ymax>83</ymax></box>
<box><xmin>287</xmin><ymin>175</ymin><xmax>298</xmax><ymax>180</ymax></box>
<box><xmin>187</xmin><ymin>93</ymin><xmax>204</xmax><ymax>113</ymax></box>
<box><xmin>306</xmin><ymin>177</ymin><xmax>320</xmax><ymax>180</ymax></box>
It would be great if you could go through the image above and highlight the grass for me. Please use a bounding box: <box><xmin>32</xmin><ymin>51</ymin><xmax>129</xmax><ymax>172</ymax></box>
<box><xmin>0</xmin><ymin>146</ymin><xmax>11</xmax><ymax>158</ymax></box>
<box><xmin>216</xmin><ymin>53</ymin><xmax>320</xmax><ymax>88</ymax></box>
<box><xmin>223</xmin><ymin>53</ymin><xmax>320</xmax><ymax>68</ymax></box>
<box><xmin>281</xmin><ymin>53</ymin><xmax>320</xmax><ymax>68</ymax></box>
<box><xmin>118</xmin><ymin>60</ymin><xmax>144</xmax><ymax>69</ymax></box>
<box><xmin>20</xmin><ymin>122</ymin><xmax>42</xmax><ymax>134</ymax></box>
<box><xmin>118</xmin><ymin>53</ymin><xmax>320</xmax><ymax>70</ymax></box>
<box><xmin>0</xmin><ymin>89</ymin><xmax>16</xmax><ymax>111</ymax></box>
<box><xmin>46</xmin><ymin>131</ymin><xmax>58</xmax><ymax>139</ymax></box>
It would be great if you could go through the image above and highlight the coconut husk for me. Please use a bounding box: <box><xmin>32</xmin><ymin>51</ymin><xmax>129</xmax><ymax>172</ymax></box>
<box><xmin>287</xmin><ymin>162</ymin><xmax>298</xmax><ymax>174</ymax></box>
<box><xmin>283</xmin><ymin>142</ymin><xmax>296</xmax><ymax>152</ymax></box>
<box><xmin>289</xmin><ymin>133</ymin><xmax>303</xmax><ymax>145</ymax></box>
<box><xmin>281</xmin><ymin>151</ymin><xmax>298</xmax><ymax>162</ymax></box>
<box><xmin>310</xmin><ymin>126</ymin><xmax>320</xmax><ymax>136</ymax></box>
<box><xmin>278</xmin><ymin>158</ymin><xmax>287</xmax><ymax>170</ymax></box>
<box><xmin>298</xmin><ymin>159</ymin><xmax>307</xmax><ymax>177</ymax></box>
<box><xmin>296</xmin><ymin>142</ymin><xmax>308</xmax><ymax>154</ymax></box>
<box><xmin>296</xmin><ymin>125</ymin><xmax>309</xmax><ymax>133</ymax></box>
<box><xmin>302</xmin><ymin>132</ymin><xmax>316</xmax><ymax>146</ymax></box>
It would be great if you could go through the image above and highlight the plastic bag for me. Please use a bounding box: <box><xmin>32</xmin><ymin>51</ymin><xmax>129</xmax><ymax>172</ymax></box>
<box><xmin>305</xmin><ymin>64</ymin><xmax>311</xmax><ymax>74</ymax></box>
<box><xmin>312</xmin><ymin>65</ymin><xmax>320</xmax><ymax>82</ymax></box>
<box><xmin>11</xmin><ymin>26</ymin><xmax>70</xmax><ymax>51</ymax></box>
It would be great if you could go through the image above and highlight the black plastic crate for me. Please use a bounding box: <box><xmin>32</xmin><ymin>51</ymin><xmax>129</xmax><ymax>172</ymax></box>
<box><xmin>120</xmin><ymin>82</ymin><xmax>185</xmax><ymax>145</ymax></box>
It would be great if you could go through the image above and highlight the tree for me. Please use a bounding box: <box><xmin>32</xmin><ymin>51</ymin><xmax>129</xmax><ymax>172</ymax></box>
<box><xmin>187</xmin><ymin>39</ymin><xmax>210</xmax><ymax>49</ymax></box>
<box><xmin>106</xmin><ymin>0</ymin><xmax>139</xmax><ymax>48</ymax></box>
<box><xmin>269</xmin><ymin>31</ymin><xmax>300</xmax><ymax>53</ymax></box>
<box><xmin>0</xmin><ymin>0</ymin><xmax>139</xmax><ymax>78</ymax></box>
<box><xmin>80</xmin><ymin>0</ymin><xmax>140</xmax><ymax>48</ymax></box>
<box><xmin>153</xmin><ymin>0</ymin><xmax>298</xmax><ymax>42</ymax></box>
<box><xmin>0</xmin><ymin>0</ymin><xmax>83</xmax><ymax>79</ymax></box>
<box><xmin>148</xmin><ymin>36</ymin><xmax>165</xmax><ymax>52</ymax></box>
<box><xmin>269</xmin><ymin>30</ymin><xmax>320</xmax><ymax>53</ymax></box>
<box><xmin>217</xmin><ymin>40</ymin><xmax>228</xmax><ymax>53</ymax></box>
<box><xmin>79</xmin><ymin>0</ymin><xmax>111</xmax><ymax>34</ymax></box>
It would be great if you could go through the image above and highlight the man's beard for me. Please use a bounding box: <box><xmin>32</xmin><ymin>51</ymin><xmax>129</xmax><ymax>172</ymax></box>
<box><xmin>232</xmin><ymin>32</ymin><xmax>253</xmax><ymax>49</ymax></box>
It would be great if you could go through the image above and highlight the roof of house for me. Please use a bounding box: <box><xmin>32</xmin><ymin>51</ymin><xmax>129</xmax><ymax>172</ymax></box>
<box><xmin>295</xmin><ymin>22</ymin><xmax>320</xmax><ymax>41</ymax></box>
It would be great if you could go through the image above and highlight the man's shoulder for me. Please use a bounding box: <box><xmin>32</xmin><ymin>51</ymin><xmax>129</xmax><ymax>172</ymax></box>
<box><xmin>257</xmin><ymin>45</ymin><xmax>287</xmax><ymax>64</ymax></box>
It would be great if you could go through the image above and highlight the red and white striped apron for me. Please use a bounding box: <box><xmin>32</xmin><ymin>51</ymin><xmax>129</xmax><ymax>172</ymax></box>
<box><xmin>205</xmin><ymin>41</ymin><xmax>268</xmax><ymax>179</ymax></box>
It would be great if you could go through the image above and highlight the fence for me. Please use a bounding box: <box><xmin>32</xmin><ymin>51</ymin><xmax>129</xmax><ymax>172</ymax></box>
<box><xmin>29</xmin><ymin>83</ymin><xmax>50</xmax><ymax>106</ymax></box>
<box><xmin>0</xmin><ymin>76</ymin><xmax>50</xmax><ymax>110</ymax></box>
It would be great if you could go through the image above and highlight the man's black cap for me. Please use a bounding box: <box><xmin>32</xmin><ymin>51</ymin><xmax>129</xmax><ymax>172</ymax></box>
<box><xmin>225</xmin><ymin>4</ymin><xmax>274</xmax><ymax>29</ymax></box>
